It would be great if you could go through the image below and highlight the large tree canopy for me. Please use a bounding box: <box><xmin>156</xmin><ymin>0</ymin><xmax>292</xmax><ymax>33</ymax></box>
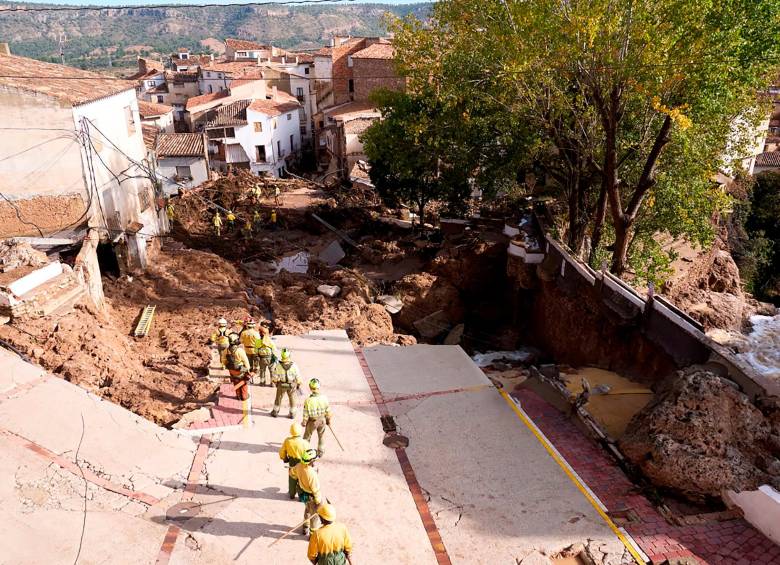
<box><xmin>387</xmin><ymin>0</ymin><xmax>780</xmax><ymax>277</ymax></box>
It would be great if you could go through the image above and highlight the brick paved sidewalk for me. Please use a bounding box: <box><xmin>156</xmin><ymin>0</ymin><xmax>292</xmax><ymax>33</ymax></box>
<box><xmin>513</xmin><ymin>389</ymin><xmax>780</xmax><ymax>565</ymax></box>
<box><xmin>187</xmin><ymin>383</ymin><xmax>248</xmax><ymax>430</ymax></box>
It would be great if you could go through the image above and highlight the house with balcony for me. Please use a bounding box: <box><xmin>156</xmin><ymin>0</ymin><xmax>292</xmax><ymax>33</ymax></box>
<box><xmin>260</xmin><ymin>56</ymin><xmax>316</xmax><ymax>147</ymax></box>
<box><xmin>202</xmin><ymin>93</ymin><xmax>302</xmax><ymax>178</ymax></box>
<box><xmin>128</xmin><ymin>57</ymin><xmax>166</xmax><ymax>101</ymax></box>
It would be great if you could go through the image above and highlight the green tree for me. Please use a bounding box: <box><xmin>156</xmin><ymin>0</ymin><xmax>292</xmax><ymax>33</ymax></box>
<box><xmin>391</xmin><ymin>0</ymin><xmax>780</xmax><ymax>274</ymax></box>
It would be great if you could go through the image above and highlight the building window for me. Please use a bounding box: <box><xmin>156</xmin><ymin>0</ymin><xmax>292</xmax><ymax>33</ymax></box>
<box><xmin>138</xmin><ymin>187</ymin><xmax>152</xmax><ymax>211</ymax></box>
<box><xmin>208</xmin><ymin>85</ymin><xmax>213</xmax><ymax>93</ymax></box>
<box><xmin>256</xmin><ymin>145</ymin><xmax>266</xmax><ymax>162</ymax></box>
<box><xmin>156</xmin><ymin>95</ymin><xmax>164</xmax><ymax>103</ymax></box>
<box><xmin>206</xmin><ymin>71</ymin><xmax>211</xmax><ymax>78</ymax></box>
<box><xmin>296</xmin><ymin>86</ymin><xmax>304</xmax><ymax>98</ymax></box>
<box><xmin>175</xmin><ymin>165</ymin><xmax>192</xmax><ymax>180</ymax></box>
<box><xmin>304</xmin><ymin>67</ymin><xmax>310</xmax><ymax>75</ymax></box>
<box><xmin>277</xmin><ymin>140</ymin><xmax>281</xmax><ymax>156</ymax></box>
<box><xmin>181</xmin><ymin>53</ymin><xmax>189</xmax><ymax>60</ymax></box>
<box><xmin>348</xmin><ymin>79</ymin><xmax>354</xmax><ymax>93</ymax></box>
<box><xmin>347</xmin><ymin>56</ymin><xmax>353</xmax><ymax>68</ymax></box>
<box><xmin>254</xmin><ymin>122</ymin><xmax>263</xmax><ymax>132</ymax></box>
<box><xmin>147</xmin><ymin>80</ymin><xmax>155</xmax><ymax>87</ymax></box>
<box><xmin>287</xmin><ymin>113</ymin><xmax>292</xmax><ymax>121</ymax></box>
<box><xmin>225</xmin><ymin>127</ymin><xmax>235</xmax><ymax>137</ymax></box>
<box><xmin>124</xmin><ymin>105</ymin><xmax>136</xmax><ymax>135</ymax></box>
<box><xmin>290</xmin><ymin>134</ymin><xmax>294</xmax><ymax>152</ymax></box>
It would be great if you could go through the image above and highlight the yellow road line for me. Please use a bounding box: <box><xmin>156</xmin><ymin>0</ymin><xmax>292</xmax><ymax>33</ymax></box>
<box><xmin>243</xmin><ymin>396</ymin><xmax>251</xmax><ymax>428</ymax></box>
<box><xmin>499</xmin><ymin>390</ymin><xmax>645</xmax><ymax>565</ymax></box>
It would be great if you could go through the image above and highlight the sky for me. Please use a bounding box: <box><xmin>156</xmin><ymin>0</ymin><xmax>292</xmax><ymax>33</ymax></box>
<box><xmin>9</xmin><ymin>0</ymin><xmax>429</xmax><ymax>5</ymax></box>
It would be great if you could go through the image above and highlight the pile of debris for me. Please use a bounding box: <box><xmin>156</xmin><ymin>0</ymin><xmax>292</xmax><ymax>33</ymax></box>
<box><xmin>620</xmin><ymin>366</ymin><xmax>780</xmax><ymax>502</ymax></box>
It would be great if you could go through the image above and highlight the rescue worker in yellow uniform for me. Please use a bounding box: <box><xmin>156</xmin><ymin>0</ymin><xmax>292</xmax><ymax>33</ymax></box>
<box><xmin>279</xmin><ymin>422</ymin><xmax>311</xmax><ymax>499</ymax></box>
<box><xmin>307</xmin><ymin>504</ymin><xmax>353</xmax><ymax>565</ymax></box>
<box><xmin>210</xmin><ymin>317</ymin><xmax>230</xmax><ymax>368</ymax></box>
<box><xmin>294</xmin><ymin>448</ymin><xmax>322</xmax><ymax>536</ymax></box>
<box><xmin>213</xmin><ymin>212</ymin><xmax>223</xmax><ymax>237</ymax></box>
<box><xmin>225</xmin><ymin>333</ymin><xmax>251</xmax><ymax>401</ymax></box>
<box><xmin>271</xmin><ymin>348</ymin><xmax>301</xmax><ymax>418</ymax></box>
<box><xmin>239</xmin><ymin>318</ymin><xmax>260</xmax><ymax>378</ymax></box>
<box><xmin>254</xmin><ymin>326</ymin><xmax>278</xmax><ymax>386</ymax></box>
<box><xmin>302</xmin><ymin>378</ymin><xmax>332</xmax><ymax>458</ymax></box>
<box><xmin>226</xmin><ymin>210</ymin><xmax>236</xmax><ymax>231</ymax></box>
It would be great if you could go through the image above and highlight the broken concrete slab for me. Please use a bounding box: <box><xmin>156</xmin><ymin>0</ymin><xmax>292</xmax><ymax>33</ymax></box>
<box><xmin>318</xmin><ymin>240</ymin><xmax>346</xmax><ymax>266</ymax></box>
<box><xmin>518</xmin><ymin>551</ymin><xmax>553</xmax><ymax>565</ymax></box>
<box><xmin>413</xmin><ymin>309</ymin><xmax>450</xmax><ymax>339</ymax></box>
<box><xmin>377</xmin><ymin>294</ymin><xmax>403</xmax><ymax>314</ymax></box>
<box><xmin>316</xmin><ymin>284</ymin><xmax>341</xmax><ymax>298</ymax></box>
<box><xmin>171</xmin><ymin>407</ymin><xmax>211</xmax><ymax>429</ymax></box>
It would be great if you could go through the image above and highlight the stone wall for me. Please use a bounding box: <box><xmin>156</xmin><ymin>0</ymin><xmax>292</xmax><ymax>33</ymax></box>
<box><xmin>352</xmin><ymin>57</ymin><xmax>404</xmax><ymax>102</ymax></box>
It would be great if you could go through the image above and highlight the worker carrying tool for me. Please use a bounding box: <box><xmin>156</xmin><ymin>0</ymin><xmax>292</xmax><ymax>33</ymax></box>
<box><xmin>166</xmin><ymin>201</ymin><xmax>175</xmax><ymax>221</ymax></box>
<box><xmin>307</xmin><ymin>504</ymin><xmax>353</xmax><ymax>565</ymax></box>
<box><xmin>302</xmin><ymin>378</ymin><xmax>332</xmax><ymax>458</ymax></box>
<box><xmin>293</xmin><ymin>448</ymin><xmax>323</xmax><ymax>536</ymax></box>
<box><xmin>254</xmin><ymin>326</ymin><xmax>278</xmax><ymax>386</ymax></box>
<box><xmin>210</xmin><ymin>317</ymin><xmax>231</xmax><ymax>367</ymax></box>
<box><xmin>239</xmin><ymin>318</ymin><xmax>261</xmax><ymax>376</ymax></box>
<box><xmin>279</xmin><ymin>422</ymin><xmax>311</xmax><ymax>500</ymax></box>
<box><xmin>213</xmin><ymin>212</ymin><xmax>223</xmax><ymax>237</ymax></box>
<box><xmin>271</xmin><ymin>348</ymin><xmax>301</xmax><ymax>418</ymax></box>
<box><xmin>225</xmin><ymin>333</ymin><xmax>251</xmax><ymax>401</ymax></box>
<box><xmin>226</xmin><ymin>210</ymin><xmax>236</xmax><ymax>231</ymax></box>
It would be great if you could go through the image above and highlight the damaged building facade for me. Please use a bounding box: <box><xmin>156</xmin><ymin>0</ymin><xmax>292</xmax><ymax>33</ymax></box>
<box><xmin>0</xmin><ymin>51</ymin><xmax>168</xmax><ymax>277</ymax></box>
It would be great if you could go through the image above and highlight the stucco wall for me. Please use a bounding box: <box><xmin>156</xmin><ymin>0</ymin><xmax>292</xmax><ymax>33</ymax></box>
<box><xmin>238</xmin><ymin>107</ymin><xmax>301</xmax><ymax>177</ymax></box>
<box><xmin>159</xmin><ymin>156</ymin><xmax>209</xmax><ymax>195</ymax></box>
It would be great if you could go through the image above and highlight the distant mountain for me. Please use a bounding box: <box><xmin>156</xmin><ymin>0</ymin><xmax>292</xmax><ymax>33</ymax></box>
<box><xmin>0</xmin><ymin>2</ymin><xmax>431</xmax><ymax>70</ymax></box>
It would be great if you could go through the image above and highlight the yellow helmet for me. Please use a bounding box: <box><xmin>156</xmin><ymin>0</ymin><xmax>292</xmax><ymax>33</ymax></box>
<box><xmin>280</xmin><ymin>349</ymin><xmax>291</xmax><ymax>362</ymax></box>
<box><xmin>308</xmin><ymin>378</ymin><xmax>320</xmax><ymax>391</ymax></box>
<box><xmin>317</xmin><ymin>503</ymin><xmax>336</xmax><ymax>522</ymax></box>
<box><xmin>300</xmin><ymin>448</ymin><xmax>318</xmax><ymax>464</ymax></box>
<box><xmin>289</xmin><ymin>422</ymin><xmax>303</xmax><ymax>437</ymax></box>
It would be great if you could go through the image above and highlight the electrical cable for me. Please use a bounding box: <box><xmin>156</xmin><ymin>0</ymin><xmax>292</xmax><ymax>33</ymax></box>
<box><xmin>72</xmin><ymin>413</ymin><xmax>88</xmax><ymax>565</ymax></box>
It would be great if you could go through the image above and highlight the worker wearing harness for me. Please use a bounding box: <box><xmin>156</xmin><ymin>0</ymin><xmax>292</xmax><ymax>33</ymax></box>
<box><xmin>210</xmin><ymin>318</ymin><xmax>230</xmax><ymax>368</ymax></box>
<box><xmin>293</xmin><ymin>448</ymin><xmax>322</xmax><ymax>536</ymax></box>
<box><xmin>271</xmin><ymin>349</ymin><xmax>301</xmax><ymax>418</ymax></box>
<box><xmin>307</xmin><ymin>504</ymin><xmax>353</xmax><ymax>565</ymax></box>
<box><xmin>279</xmin><ymin>422</ymin><xmax>311</xmax><ymax>499</ymax></box>
<box><xmin>225</xmin><ymin>333</ymin><xmax>251</xmax><ymax>401</ymax></box>
<box><xmin>302</xmin><ymin>378</ymin><xmax>332</xmax><ymax>458</ymax></box>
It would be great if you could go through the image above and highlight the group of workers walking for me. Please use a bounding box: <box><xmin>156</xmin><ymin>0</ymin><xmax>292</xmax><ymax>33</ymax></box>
<box><xmin>209</xmin><ymin>317</ymin><xmax>353</xmax><ymax>564</ymax></box>
<box><xmin>212</xmin><ymin>208</ymin><xmax>278</xmax><ymax>238</ymax></box>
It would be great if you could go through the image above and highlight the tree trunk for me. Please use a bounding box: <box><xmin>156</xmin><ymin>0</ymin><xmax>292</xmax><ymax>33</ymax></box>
<box><xmin>588</xmin><ymin>180</ymin><xmax>608</xmax><ymax>266</ymax></box>
<box><xmin>610</xmin><ymin>217</ymin><xmax>632</xmax><ymax>274</ymax></box>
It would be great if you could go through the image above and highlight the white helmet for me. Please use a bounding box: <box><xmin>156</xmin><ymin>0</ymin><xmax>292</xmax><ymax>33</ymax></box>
<box><xmin>218</xmin><ymin>318</ymin><xmax>228</xmax><ymax>326</ymax></box>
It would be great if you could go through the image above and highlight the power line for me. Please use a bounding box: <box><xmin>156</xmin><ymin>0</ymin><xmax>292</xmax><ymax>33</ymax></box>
<box><xmin>0</xmin><ymin>0</ymin><xmax>359</xmax><ymax>12</ymax></box>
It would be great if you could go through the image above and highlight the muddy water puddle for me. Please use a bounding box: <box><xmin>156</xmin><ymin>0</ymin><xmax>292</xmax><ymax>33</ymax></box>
<box><xmin>562</xmin><ymin>367</ymin><xmax>653</xmax><ymax>439</ymax></box>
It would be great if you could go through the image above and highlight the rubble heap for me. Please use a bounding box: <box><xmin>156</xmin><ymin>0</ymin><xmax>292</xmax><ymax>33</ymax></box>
<box><xmin>620</xmin><ymin>366</ymin><xmax>780</xmax><ymax>502</ymax></box>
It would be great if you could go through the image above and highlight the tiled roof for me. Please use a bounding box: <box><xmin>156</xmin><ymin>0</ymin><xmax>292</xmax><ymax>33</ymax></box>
<box><xmin>156</xmin><ymin>133</ymin><xmax>205</xmax><ymax>158</ymax></box>
<box><xmin>324</xmin><ymin>101</ymin><xmax>380</xmax><ymax>120</ymax></box>
<box><xmin>226</xmin><ymin>38</ymin><xmax>271</xmax><ymax>51</ymax></box>
<box><xmin>248</xmin><ymin>96</ymin><xmax>301</xmax><ymax>117</ymax></box>
<box><xmin>344</xmin><ymin>117</ymin><xmax>377</xmax><ymax>134</ymax></box>
<box><xmin>141</xmin><ymin>124</ymin><xmax>158</xmax><ymax>151</ymax></box>
<box><xmin>204</xmin><ymin>99</ymin><xmax>251</xmax><ymax>127</ymax></box>
<box><xmin>755</xmin><ymin>151</ymin><xmax>780</xmax><ymax>168</ymax></box>
<box><xmin>288</xmin><ymin>53</ymin><xmax>314</xmax><ymax>64</ymax></box>
<box><xmin>0</xmin><ymin>53</ymin><xmax>133</xmax><ymax>106</ymax></box>
<box><xmin>148</xmin><ymin>83</ymin><xmax>169</xmax><ymax>94</ymax></box>
<box><xmin>351</xmin><ymin>43</ymin><xmax>395</xmax><ymax>60</ymax></box>
<box><xmin>167</xmin><ymin>70</ymin><xmax>199</xmax><ymax>83</ymax></box>
<box><xmin>186</xmin><ymin>90</ymin><xmax>230</xmax><ymax>111</ymax></box>
<box><xmin>201</xmin><ymin>60</ymin><xmax>258</xmax><ymax>74</ymax></box>
<box><xmin>137</xmin><ymin>100</ymin><xmax>173</xmax><ymax>118</ymax></box>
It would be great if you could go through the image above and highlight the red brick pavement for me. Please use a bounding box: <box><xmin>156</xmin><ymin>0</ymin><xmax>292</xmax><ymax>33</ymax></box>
<box><xmin>513</xmin><ymin>389</ymin><xmax>780</xmax><ymax>565</ymax></box>
<box><xmin>187</xmin><ymin>383</ymin><xmax>247</xmax><ymax>430</ymax></box>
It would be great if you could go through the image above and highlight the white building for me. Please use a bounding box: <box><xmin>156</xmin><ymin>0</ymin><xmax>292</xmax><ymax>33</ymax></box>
<box><xmin>155</xmin><ymin>133</ymin><xmax>210</xmax><ymax>196</ymax></box>
<box><xmin>0</xmin><ymin>51</ymin><xmax>166</xmax><ymax>270</ymax></box>
<box><xmin>128</xmin><ymin>57</ymin><xmax>166</xmax><ymax>101</ymax></box>
<box><xmin>224</xmin><ymin>38</ymin><xmax>277</xmax><ymax>61</ymax></box>
<box><xmin>203</xmin><ymin>93</ymin><xmax>303</xmax><ymax>177</ymax></box>
<box><xmin>198</xmin><ymin>61</ymin><xmax>262</xmax><ymax>96</ymax></box>
<box><xmin>138</xmin><ymin>100</ymin><xmax>175</xmax><ymax>133</ymax></box>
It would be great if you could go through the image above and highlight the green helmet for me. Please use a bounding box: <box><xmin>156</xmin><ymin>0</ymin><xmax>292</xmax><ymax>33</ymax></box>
<box><xmin>300</xmin><ymin>448</ymin><xmax>318</xmax><ymax>464</ymax></box>
<box><xmin>280</xmin><ymin>349</ymin><xmax>291</xmax><ymax>362</ymax></box>
<box><xmin>308</xmin><ymin>378</ymin><xmax>320</xmax><ymax>391</ymax></box>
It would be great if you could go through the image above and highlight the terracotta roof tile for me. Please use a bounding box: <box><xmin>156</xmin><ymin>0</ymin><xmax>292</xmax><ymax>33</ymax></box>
<box><xmin>226</xmin><ymin>38</ymin><xmax>271</xmax><ymax>51</ymax></box>
<box><xmin>344</xmin><ymin>117</ymin><xmax>377</xmax><ymax>134</ymax></box>
<box><xmin>185</xmin><ymin>90</ymin><xmax>230</xmax><ymax>111</ymax></box>
<box><xmin>156</xmin><ymin>133</ymin><xmax>205</xmax><ymax>158</ymax></box>
<box><xmin>204</xmin><ymin>99</ymin><xmax>250</xmax><ymax>127</ymax></box>
<box><xmin>141</xmin><ymin>124</ymin><xmax>158</xmax><ymax>150</ymax></box>
<box><xmin>351</xmin><ymin>43</ymin><xmax>395</xmax><ymax>60</ymax></box>
<box><xmin>201</xmin><ymin>60</ymin><xmax>259</xmax><ymax>74</ymax></box>
<box><xmin>248</xmin><ymin>97</ymin><xmax>301</xmax><ymax>117</ymax></box>
<box><xmin>0</xmin><ymin>53</ymin><xmax>133</xmax><ymax>106</ymax></box>
<box><xmin>137</xmin><ymin>100</ymin><xmax>173</xmax><ymax>118</ymax></box>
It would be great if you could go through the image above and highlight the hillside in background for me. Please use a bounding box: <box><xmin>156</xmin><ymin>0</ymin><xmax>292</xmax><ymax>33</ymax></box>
<box><xmin>0</xmin><ymin>2</ymin><xmax>431</xmax><ymax>70</ymax></box>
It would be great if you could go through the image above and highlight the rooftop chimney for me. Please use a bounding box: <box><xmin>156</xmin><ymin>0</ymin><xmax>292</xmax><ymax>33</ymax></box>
<box><xmin>0</xmin><ymin>43</ymin><xmax>10</xmax><ymax>56</ymax></box>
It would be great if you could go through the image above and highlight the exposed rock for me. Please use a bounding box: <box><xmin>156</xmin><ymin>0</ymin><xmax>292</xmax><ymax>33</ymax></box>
<box><xmin>443</xmin><ymin>323</ymin><xmax>465</xmax><ymax>345</ymax></box>
<box><xmin>377</xmin><ymin>294</ymin><xmax>403</xmax><ymax>314</ymax></box>
<box><xmin>316</xmin><ymin>284</ymin><xmax>341</xmax><ymax>298</ymax></box>
<box><xmin>393</xmin><ymin>272</ymin><xmax>464</xmax><ymax>331</ymax></box>
<box><xmin>413</xmin><ymin>309</ymin><xmax>450</xmax><ymax>339</ymax></box>
<box><xmin>619</xmin><ymin>366</ymin><xmax>780</xmax><ymax>502</ymax></box>
<box><xmin>0</xmin><ymin>239</ymin><xmax>48</xmax><ymax>272</ymax></box>
<box><xmin>317</xmin><ymin>240</ymin><xmax>345</xmax><ymax>266</ymax></box>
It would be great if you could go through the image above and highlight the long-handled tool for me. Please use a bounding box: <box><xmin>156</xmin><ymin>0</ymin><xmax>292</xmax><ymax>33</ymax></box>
<box><xmin>327</xmin><ymin>424</ymin><xmax>345</xmax><ymax>452</ymax></box>
<box><xmin>268</xmin><ymin>515</ymin><xmax>313</xmax><ymax>547</ymax></box>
